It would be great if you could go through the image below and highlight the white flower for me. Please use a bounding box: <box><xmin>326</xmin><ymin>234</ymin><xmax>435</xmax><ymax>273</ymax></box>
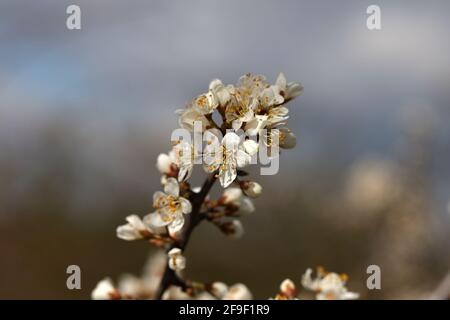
<box><xmin>203</xmin><ymin>132</ymin><xmax>255</xmax><ymax>187</ymax></box>
<box><xmin>173</xmin><ymin>141</ymin><xmax>201</xmax><ymax>182</ymax></box>
<box><xmin>116</xmin><ymin>214</ymin><xmax>155</xmax><ymax>241</ymax></box>
<box><xmin>241</xmin><ymin>181</ymin><xmax>262</xmax><ymax>198</ymax></box>
<box><xmin>225</xmin><ymin>93</ymin><xmax>256</xmax><ymax>131</ymax></box>
<box><xmin>91</xmin><ymin>278</ymin><xmax>120</xmax><ymax>300</ymax></box>
<box><xmin>144</xmin><ymin>178</ymin><xmax>192</xmax><ymax>234</ymax></box>
<box><xmin>176</xmin><ymin>107</ymin><xmax>210</xmax><ymax>131</ymax></box>
<box><xmin>244</xmin><ymin>114</ymin><xmax>268</xmax><ymax>135</ymax></box>
<box><xmin>168</xmin><ymin>248</ymin><xmax>186</xmax><ymax>271</ymax></box>
<box><xmin>223</xmin><ymin>283</ymin><xmax>253</xmax><ymax>300</ymax></box>
<box><xmin>263</xmin><ymin>127</ymin><xmax>297</xmax><ymax>155</ymax></box>
<box><xmin>302</xmin><ymin>268</ymin><xmax>359</xmax><ymax>300</ymax></box>
<box><xmin>209</xmin><ymin>79</ymin><xmax>233</xmax><ymax>107</ymax></box>
<box><xmin>238</xmin><ymin>73</ymin><xmax>268</xmax><ymax>97</ymax></box>
<box><xmin>276</xmin><ymin>72</ymin><xmax>304</xmax><ymax>101</ymax></box>
<box><xmin>259</xmin><ymin>85</ymin><xmax>284</xmax><ymax>110</ymax></box>
<box><xmin>192</xmin><ymin>91</ymin><xmax>218</xmax><ymax>115</ymax></box>
<box><xmin>266</xmin><ymin>106</ymin><xmax>289</xmax><ymax>127</ymax></box>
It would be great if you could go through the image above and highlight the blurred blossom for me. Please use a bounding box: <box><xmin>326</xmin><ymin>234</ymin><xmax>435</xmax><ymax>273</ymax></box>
<box><xmin>345</xmin><ymin>157</ymin><xmax>401</xmax><ymax>213</ymax></box>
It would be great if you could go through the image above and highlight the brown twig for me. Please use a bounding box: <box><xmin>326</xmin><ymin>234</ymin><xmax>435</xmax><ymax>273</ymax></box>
<box><xmin>154</xmin><ymin>172</ymin><xmax>217</xmax><ymax>299</ymax></box>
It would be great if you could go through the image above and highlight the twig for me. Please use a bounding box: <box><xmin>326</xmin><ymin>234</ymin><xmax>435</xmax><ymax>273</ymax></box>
<box><xmin>154</xmin><ymin>172</ymin><xmax>217</xmax><ymax>299</ymax></box>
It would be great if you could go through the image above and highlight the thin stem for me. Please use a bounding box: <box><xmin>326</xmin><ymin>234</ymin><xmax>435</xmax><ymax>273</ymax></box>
<box><xmin>155</xmin><ymin>172</ymin><xmax>217</xmax><ymax>299</ymax></box>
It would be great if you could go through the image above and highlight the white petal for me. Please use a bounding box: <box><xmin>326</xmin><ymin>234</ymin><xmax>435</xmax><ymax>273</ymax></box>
<box><xmin>243</xmin><ymin>139</ymin><xmax>258</xmax><ymax>156</ymax></box>
<box><xmin>153</xmin><ymin>191</ymin><xmax>167</xmax><ymax>208</ymax></box>
<box><xmin>91</xmin><ymin>278</ymin><xmax>116</xmax><ymax>300</ymax></box>
<box><xmin>287</xmin><ymin>82</ymin><xmax>304</xmax><ymax>99</ymax></box>
<box><xmin>219</xmin><ymin>165</ymin><xmax>237</xmax><ymax>188</ymax></box>
<box><xmin>179</xmin><ymin>197</ymin><xmax>192</xmax><ymax>214</ymax></box>
<box><xmin>164</xmin><ymin>177</ymin><xmax>179</xmax><ymax>197</ymax></box>
<box><xmin>239</xmin><ymin>197</ymin><xmax>255</xmax><ymax>214</ymax></box>
<box><xmin>116</xmin><ymin>224</ymin><xmax>141</xmax><ymax>241</ymax></box>
<box><xmin>276</xmin><ymin>72</ymin><xmax>287</xmax><ymax>89</ymax></box>
<box><xmin>244</xmin><ymin>115</ymin><xmax>267</xmax><ymax>135</ymax></box>
<box><xmin>156</xmin><ymin>153</ymin><xmax>172</xmax><ymax>174</ymax></box>
<box><xmin>143</xmin><ymin>212</ymin><xmax>170</xmax><ymax>228</ymax></box>
<box><xmin>222</xmin><ymin>187</ymin><xmax>243</xmax><ymax>204</ymax></box>
<box><xmin>236</xmin><ymin>149</ymin><xmax>251</xmax><ymax>168</ymax></box>
<box><xmin>125</xmin><ymin>214</ymin><xmax>147</xmax><ymax>231</ymax></box>
<box><xmin>223</xmin><ymin>283</ymin><xmax>252</xmax><ymax>300</ymax></box>
<box><xmin>168</xmin><ymin>214</ymin><xmax>185</xmax><ymax>234</ymax></box>
<box><xmin>232</xmin><ymin>119</ymin><xmax>243</xmax><ymax>131</ymax></box>
<box><xmin>178</xmin><ymin>165</ymin><xmax>193</xmax><ymax>182</ymax></box>
<box><xmin>222</xmin><ymin>132</ymin><xmax>240</xmax><ymax>149</ymax></box>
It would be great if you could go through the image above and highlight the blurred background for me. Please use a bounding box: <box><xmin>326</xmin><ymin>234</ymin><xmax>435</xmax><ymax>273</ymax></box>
<box><xmin>1</xmin><ymin>0</ymin><xmax>449</xmax><ymax>299</ymax></box>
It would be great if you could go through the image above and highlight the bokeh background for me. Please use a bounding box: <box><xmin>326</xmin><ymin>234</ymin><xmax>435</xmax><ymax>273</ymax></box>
<box><xmin>1</xmin><ymin>0</ymin><xmax>449</xmax><ymax>299</ymax></box>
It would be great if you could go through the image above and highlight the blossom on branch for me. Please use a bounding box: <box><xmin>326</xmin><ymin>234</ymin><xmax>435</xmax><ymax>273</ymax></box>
<box><xmin>144</xmin><ymin>178</ymin><xmax>192</xmax><ymax>234</ymax></box>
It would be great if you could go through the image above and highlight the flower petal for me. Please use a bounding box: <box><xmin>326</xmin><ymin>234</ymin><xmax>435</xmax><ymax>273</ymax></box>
<box><xmin>168</xmin><ymin>214</ymin><xmax>185</xmax><ymax>234</ymax></box>
<box><xmin>179</xmin><ymin>197</ymin><xmax>192</xmax><ymax>214</ymax></box>
<box><xmin>219</xmin><ymin>164</ymin><xmax>237</xmax><ymax>188</ymax></box>
<box><xmin>143</xmin><ymin>212</ymin><xmax>170</xmax><ymax>228</ymax></box>
<box><xmin>164</xmin><ymin>177</ymin><xmax>179</xmax><ymax>197</ymax></box>
<box><xmin>243</xmin><ymin>139</ymin><xmax>258</xmax><ymax>156</ymax></box>
<box><xmin>116</xmin><ymin>224</ymin><xmax>141</xmax><ymax>241</ymax></box>
<box><xmin>236</xmin><ymin>149</ymin><xmax>251</xmax><ymax>168</ymax></box>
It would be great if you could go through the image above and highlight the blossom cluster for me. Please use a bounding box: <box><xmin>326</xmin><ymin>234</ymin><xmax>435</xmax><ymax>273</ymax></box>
<box><xmin>91</xmin><ymin>73</ymin><xmax>358</xmax><ymax>301</ymax></box>
<box><xmin>115</xmin><ymin>73</ymin><xmax>302</xmax><ymax>245</ymax></box>
<box><xmin>272</xmin><ymin>267</ymin><xmax>359</xmax><ymax>300</ymax></box>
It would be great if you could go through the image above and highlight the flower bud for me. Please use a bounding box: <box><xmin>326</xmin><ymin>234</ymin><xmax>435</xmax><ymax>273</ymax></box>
<box><xmin>280</xmin><ymin>278</ymin><xmax>297</xmax><ymax>298</ymax></box>
<box><xmin>218</xmin><ymin>219</ymin><xmax>244</xmax><ymax>239</ymax></box>
<box><xmin>168</xmin><ymin>248</ymin><xmax>186</xmax><ymax>271</ymax></box>
<box><xmin>240</xmin><ymin>181</ymin><xmax>263</xmax><ymax>198</ymax></box>
<box><xmin>221</xmin><ymin>187</ymin><xmax>243</xmax><ymax>204</ymax></box>
<box><xmin>91</xmin><ymin>278</ymin><xmax>121</xmax><ymax>300</ymax></box>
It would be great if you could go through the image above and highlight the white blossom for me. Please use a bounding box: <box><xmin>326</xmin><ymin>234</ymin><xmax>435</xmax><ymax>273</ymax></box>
<box><xmin>266</xmin><ymin>106</ymin><xmax>289</xmax><ymax>127</ymax></box>
<box><xmin>203</xmin><ymin>132</ymin><xmax>255</xmax><ymax>187</ymax></box>
<box><xmin>91</xmin><ymin>278</ymin><xmax>120</xmax><ymax>300</ymax></box>
<box><xmin>259</xmin><ymin>85</ymin><xmax>284</xmax><ymax>110</ymax></box>
<box><xmin>209</xmin><ymin>79</ymin><xmax>233</xmax><ymax>107</ymax></box>
<box><xmin>302</xmin><ymin>268</ymin><xmax>359</xmax><ymax>300</ymax></box>
<box><xmin>244</xmin><ymin>114</ymin><xmax>268</xmax><ymax>135</ymax></box>
<box><xmin>168</xmin><ymin>248</ymin><xmax>186</xmax><ymax>271</ymax></box>
<box><xmin>144</xmin><ymin>178</ymin><xmax>192</xmax><ymax>234</ymax></box>
<box><xmin>176</xmin><ymin>107</ymin><xmax>209</xmax><ymax>131</ymax></box>
<box><xmin>223</xmin><ymin>283</ymin><xmax>253</xmax><ymax>300</ymax></box>
<box><xmin>173</xmin><ymin>141</ymin><xmax>202</xmax><ymax>182</ymax></box>
<box><xmin>192</xmin><ymin>91</ymin><xmax>218</xmax><ymax>115</ymax></box>
<box><xmin>276</xmin><ymin>72</ymin><xmax>304</xmax><ymax>101</ymax></box>
<box><xmin>116</xmin><ymin>214</ymin><xmax>155</xmax><ymax>241</ymax></box>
